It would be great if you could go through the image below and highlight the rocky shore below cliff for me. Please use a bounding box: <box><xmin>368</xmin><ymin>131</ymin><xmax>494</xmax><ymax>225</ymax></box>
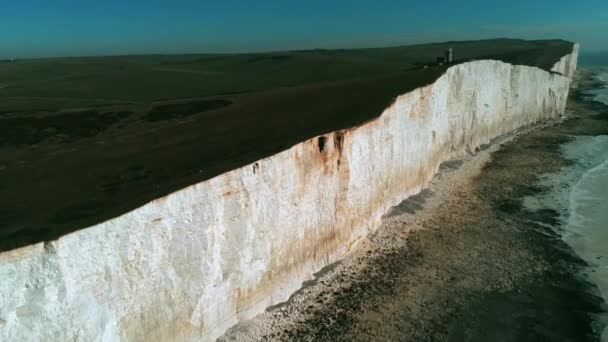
<box><xmin>219</xmin><ymin>68</ymin><xmax>608</xmax><ymax>341</ymax></box>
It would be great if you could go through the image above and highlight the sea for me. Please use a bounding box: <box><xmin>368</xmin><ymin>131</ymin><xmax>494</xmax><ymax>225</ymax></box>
<box><xmin>525</xmin><ymin>54</ymin><xmax>608</xmax><ymax>340</ymax></box>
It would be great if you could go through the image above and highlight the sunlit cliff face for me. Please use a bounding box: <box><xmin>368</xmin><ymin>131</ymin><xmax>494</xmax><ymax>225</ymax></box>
<box><xmin>0</xmin><ymin>45</ymin><xmax>578</xmax><ymax>342</ymax></box>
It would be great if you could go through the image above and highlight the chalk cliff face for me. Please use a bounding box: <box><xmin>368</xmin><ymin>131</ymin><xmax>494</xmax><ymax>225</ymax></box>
<box><xmin>0</xmin><ymin>44</ymin><xmax>579</xmax><ymax>342</ymax></box>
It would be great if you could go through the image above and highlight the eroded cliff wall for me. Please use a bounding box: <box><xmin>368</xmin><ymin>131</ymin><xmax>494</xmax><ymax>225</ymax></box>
<box><xmin>0</xmin><ymin>44</ymin><xmax>579</xmax><ymax>342</ymax></box>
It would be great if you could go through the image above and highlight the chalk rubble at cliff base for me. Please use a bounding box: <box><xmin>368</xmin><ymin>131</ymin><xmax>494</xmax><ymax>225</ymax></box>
<box><xmin>0</xmin><ymin>45</ymin><xmax>579</xmax><ymax>341</ymax></box>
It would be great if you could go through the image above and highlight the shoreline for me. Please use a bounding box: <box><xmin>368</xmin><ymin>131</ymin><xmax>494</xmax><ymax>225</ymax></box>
<box><xmin>220</xmin><ymin>68</ymin><xmax>607</xmax><ymax>341</ymax></box>
<box><xmin>525</xmin><ymin>66</ymin><xmax>608</xmax><ymax>340</ymax></box>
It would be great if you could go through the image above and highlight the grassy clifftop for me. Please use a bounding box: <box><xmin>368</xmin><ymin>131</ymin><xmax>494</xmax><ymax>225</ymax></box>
<box><xmin>0</xmin><ymin>38</ymin><xmax>571</xmax><ymax>112</ymax></box>
<box><xmin>0</xmin><ymin>38</ymin><xmax>574</xmax><ymax>251</ymax></box>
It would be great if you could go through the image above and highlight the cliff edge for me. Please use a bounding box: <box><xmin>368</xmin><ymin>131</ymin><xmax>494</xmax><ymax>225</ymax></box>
<box><xmin>0</xmin><ymin>43</ymin><xmax>579</xmax><ymax>341</ymax></box>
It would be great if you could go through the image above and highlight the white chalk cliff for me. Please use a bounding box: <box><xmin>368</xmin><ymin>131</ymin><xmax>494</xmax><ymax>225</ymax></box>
<box><xmin>0</xmin><ymin>44</ymin><xmax>579</xmax><ymax>342</ymax></box>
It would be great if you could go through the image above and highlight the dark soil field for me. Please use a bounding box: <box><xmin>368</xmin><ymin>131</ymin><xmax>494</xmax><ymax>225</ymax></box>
<box><xmin>0</xmin><ymin>39</ymin><xmax>573</xmax><ymax>251</ymax></box>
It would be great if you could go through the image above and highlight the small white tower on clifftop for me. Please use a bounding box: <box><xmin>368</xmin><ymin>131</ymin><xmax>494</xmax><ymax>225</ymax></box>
<box><xmin>445</xmin><ymin>48</ymin><xmax>453</xmax><ymax>64</ymax></box>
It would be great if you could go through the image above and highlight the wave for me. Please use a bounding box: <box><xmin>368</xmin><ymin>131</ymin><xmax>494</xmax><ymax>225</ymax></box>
<box><xmin>590</xmin><ymin>69</ymin><xmax>608</xmax><ymax>105</ymax></box>
<box><xmin>524</xmin><ymin>135</ymin><xmax>608</xmax><ymax>341</ymax></box>
<box><xmin>566</xmin><ymin>159</ymin><xmax>608</xmax><ymax>300</ymax></box>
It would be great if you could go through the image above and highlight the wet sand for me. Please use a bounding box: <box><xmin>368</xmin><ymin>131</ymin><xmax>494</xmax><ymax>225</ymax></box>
<box><xmin>219</xmin><ymin>69</ymin><xmax>608</xmax><ymax>341</ymax></box>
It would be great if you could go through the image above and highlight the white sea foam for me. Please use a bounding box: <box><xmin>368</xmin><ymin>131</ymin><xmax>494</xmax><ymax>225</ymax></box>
<box><xmin>589</xmin><ymin>69</ymin><xmax>608</xmax><ymax>105</ymax></box>
<box><xmin>524</xmin><ymin>134</ymin><xmax>608</xmax><ymax>340</ymax></box>
<box><xmin>567</xmin><ymin>159</ymin><xmax>608</xmax><ymax>299</ymax></box>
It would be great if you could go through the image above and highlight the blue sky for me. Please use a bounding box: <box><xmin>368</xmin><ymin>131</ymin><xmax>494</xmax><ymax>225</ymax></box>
<box><xmin>1</xmin><ymin>0</ymin><xmax>607</xmax><ymax>58</ymax></box>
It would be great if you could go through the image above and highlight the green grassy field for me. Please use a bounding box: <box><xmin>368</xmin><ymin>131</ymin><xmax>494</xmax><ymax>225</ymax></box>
<box><xmin>0</xmin><ymin>38</ymin><xmax>573</xmax><ymax>251</ymax></box>
<box><xmin>0</xmin><ymin>38</ymin><xmax>571</xmax><ymax>113</ymax></box>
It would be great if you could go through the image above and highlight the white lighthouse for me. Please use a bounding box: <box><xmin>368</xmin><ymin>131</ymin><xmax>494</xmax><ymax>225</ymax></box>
<box><xmin>445</xmin><ymin>48</ymin><xmax>453</xmax><ymax>64</ymax></box>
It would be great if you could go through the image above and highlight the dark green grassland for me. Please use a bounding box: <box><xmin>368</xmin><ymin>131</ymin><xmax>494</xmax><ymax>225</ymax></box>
<box><xmin>0</xmin><ymin>39</ymin><xmax>573</xmax><ymax>251</ymax></box>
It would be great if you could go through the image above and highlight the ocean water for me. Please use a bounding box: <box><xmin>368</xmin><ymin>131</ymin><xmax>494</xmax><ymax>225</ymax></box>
<box><xmin>525</xmin><ymin>135</ymin><xmax>608</xmax><ymax>340</ymax></box>
<box><xmin>525</xmin><ymin>65</ymin><xmax>608</xmax><ymax>340</ymax></box>
<box><xmin>563</xmin><ymin>134</ymin><xmax>608</xmax><ymax>289</ymax></box>
<box><xmin>564</xmin><ymin>133</ymin><xmax>608</xmax><ymax>341</ymax></box>
<box><xmin>588</xmin><ymin>68</ymin><xmax>608</xmax><ymax>105</ymax></box>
